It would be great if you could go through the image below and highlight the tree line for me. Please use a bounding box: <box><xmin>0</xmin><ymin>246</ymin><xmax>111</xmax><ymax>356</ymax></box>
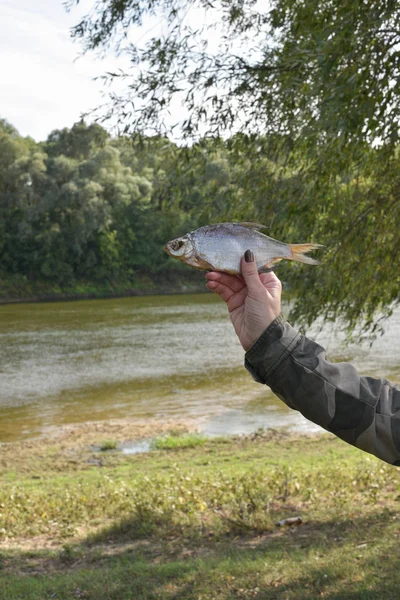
<box><xmin>63</xmin><ymin>0</ymin><xmax>400</xmax><ymax>336</ymax></box>
<box><xmin>1</xmin><ymin>116</ymin><xmax>399</xmax><ymax>334</ymax></box>
<box><xmin>0</xmin><ymin>119</ymin><xmax>271</xmax><ymax>290</ymax></box>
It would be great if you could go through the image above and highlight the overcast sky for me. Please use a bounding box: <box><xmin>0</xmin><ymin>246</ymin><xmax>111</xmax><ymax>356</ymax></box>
<box><xmin>1</xmin><ymin>0</ymin><xmax>130</xmax><ymax>141</ymax></box>
<box><xmin>1</xmin><ymin>0</ymin><xmax>250</xmax><ymax>142</ymax></box>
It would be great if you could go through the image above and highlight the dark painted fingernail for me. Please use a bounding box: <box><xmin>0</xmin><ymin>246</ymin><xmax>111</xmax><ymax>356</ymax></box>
<box><xmin>244</xmin><ymin>249</ymin><xmax>254</xmax><ymax>262</ymax></box>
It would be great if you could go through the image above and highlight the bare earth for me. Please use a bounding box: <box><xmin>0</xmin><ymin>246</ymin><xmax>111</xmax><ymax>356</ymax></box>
<box><xmin>0</xmin><ymin>416</ymin><xmax>197</xmax><ymax>456</ymax></box>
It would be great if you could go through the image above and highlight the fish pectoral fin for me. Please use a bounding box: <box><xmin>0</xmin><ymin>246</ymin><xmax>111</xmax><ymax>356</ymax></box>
<box><xmin>238</xmin><ymin>221</ymin><xmax>267</xmax><ymax>231</ymax></box>
<box><xmin>193</xmin><ymin>255</ymin><xmax>215</xmax><ymax>271</ymax></box>
<box><xmin>258</xmin><ymin>257</ymin><xmax>283</xmax><ymax>273</ymax></box>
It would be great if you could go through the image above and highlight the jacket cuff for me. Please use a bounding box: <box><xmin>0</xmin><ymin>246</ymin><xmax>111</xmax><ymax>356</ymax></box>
<box><xmin>244</xmin><ymin>316</ymin><xmax>300</xmax><ymax>383</ymax></box>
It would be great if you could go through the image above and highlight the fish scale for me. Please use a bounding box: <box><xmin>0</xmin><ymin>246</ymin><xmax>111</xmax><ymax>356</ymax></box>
<box><xmin>193</xmin><ymin>227</ymin><xmax>246</xmax><ymax>272</ymax></box>
<box><xmin>164</xmin><ymin>222</ymin><xmax>323</xmax><ymax>274</ymax></box>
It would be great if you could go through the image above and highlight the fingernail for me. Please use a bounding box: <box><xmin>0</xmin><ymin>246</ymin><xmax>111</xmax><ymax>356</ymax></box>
<box><xmin>244</xmin><ymin>249</ymin><xmax>254</xmax><ymax>262</ymax></box>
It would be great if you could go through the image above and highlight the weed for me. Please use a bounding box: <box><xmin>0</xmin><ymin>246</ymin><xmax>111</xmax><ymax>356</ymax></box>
<box><xmin>151</xmin><ymin>433</ymin><xmax>207</xmax><ymax>450</ymax></box>
<box><xmin>99</xmin><ymin>440</ymin><xmax>118</xmax><ymax>452</ymax></box>
<box><xmin>0</xmin><ymin>433</ymin><xmax>400</xmax><ymax>599</ymax></box>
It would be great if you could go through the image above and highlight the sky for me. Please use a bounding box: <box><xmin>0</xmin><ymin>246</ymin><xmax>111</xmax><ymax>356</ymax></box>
<box><xmin>1</xmin><ymin>0</ymin><xmax>257</xmax><ymax>143</ymax></box>
<box><xmin>1</xmin><ymin>0</ymin><xmax>130</xmax><ymax>141</ymax></box>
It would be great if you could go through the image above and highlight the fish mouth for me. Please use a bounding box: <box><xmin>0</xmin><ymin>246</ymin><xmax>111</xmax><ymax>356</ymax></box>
<box><xmin>164</xmin><ymin>243</ymin><xmax>172</xmax><ymax>256</ymax></box>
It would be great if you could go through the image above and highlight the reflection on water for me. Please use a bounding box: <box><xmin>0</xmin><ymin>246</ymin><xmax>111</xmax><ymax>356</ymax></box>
<box><xmin>1</xmin><ymin>293</ymin><xmax>400</xmax><ymax>441</ymax></box>
<box><xmin>121</xmin><ymin>440</ymin><xmax>152</xmax><ymax>455</ymax></box>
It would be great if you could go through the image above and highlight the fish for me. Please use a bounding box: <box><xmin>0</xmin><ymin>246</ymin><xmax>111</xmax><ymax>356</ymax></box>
<box><xmin>164</xmin><ymin>222</ymin><xmax>323</xmax><ymax>274</ymax></box>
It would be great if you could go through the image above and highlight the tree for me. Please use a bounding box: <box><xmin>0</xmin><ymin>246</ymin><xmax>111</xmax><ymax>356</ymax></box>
<box><xmin>45</xmin><ymin>120</ymin><xmax>109</xmax><ymax>160</ymax></box>
<box><xmin>69</xmin><ymin>1</ymin><xmax>399</xmax><ymax>148</ymax></box>
<box><xmin>68</xmin><ymin>0</ymin><xmax>400</xmax><ymax>334</ymax></box>
<box><xmin>0</xmin><ymin>121</ymin><xmax>44</xmax><ymax>276</ymax></box>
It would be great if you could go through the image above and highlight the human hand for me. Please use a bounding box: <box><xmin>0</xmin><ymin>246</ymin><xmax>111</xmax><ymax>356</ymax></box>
<box><xmin>205</xmin><ymin>250</ymin><xmax>282</xmax><ymax>351</ymax></box>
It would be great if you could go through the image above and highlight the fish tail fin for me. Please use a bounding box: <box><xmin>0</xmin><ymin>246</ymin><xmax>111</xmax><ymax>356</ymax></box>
<box><xmin>289</xmin><ymin>243</ymin><xmax>323</xmax><ymax>265</ymax></box>
<box><xmin>258</xmin><ymin>258</ymin><xmax>282</xmax><ymax>273</ymax></box>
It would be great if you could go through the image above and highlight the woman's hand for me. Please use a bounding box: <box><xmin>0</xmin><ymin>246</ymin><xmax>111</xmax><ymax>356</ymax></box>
<box><xmin>205</xmin><ymin>250</ymin><xmax>282</xmax><ymax>351</ymax></box>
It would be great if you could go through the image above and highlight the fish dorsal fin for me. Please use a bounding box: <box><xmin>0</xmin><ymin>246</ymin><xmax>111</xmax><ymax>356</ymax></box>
<box><xmin>237</xmin><ymin>222</ymin><xmax>267</xmax><ymax>231</ymax></box>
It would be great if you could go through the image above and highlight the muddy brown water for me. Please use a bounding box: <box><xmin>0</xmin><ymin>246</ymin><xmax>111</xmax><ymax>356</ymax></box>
<box><xmin>1</xmin><ymin>293</ymin><xmax>400</xmax><ymax>442</ymax></box>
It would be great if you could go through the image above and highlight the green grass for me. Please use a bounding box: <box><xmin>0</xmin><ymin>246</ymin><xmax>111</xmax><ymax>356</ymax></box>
<box><xmin>99</xmin><ymin>440</ymin><xmax>118</xmax><ymax>452</ymax></box>
<box><xmin>151</xmin><ymin>432</ymin><xmax>208</xmax><ymax>450</ymax></box>
<box><xmin>0</xmin><ymin>430</ymin><xmax>400</xmax><ymax>599</ymax></box>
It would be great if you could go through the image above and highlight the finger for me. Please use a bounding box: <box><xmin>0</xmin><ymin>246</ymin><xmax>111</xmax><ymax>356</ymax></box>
<box><xmin>226</xmin><ymin>288</ymin><xmax>247</xmax><ymax>313</ymax></box>
<box><xmin>240</xmin><ymin>251</ymin><xmax>264</xmax><ymax>294</ymax></box>
<box><xmin>205</xmin><ymin>271</ymin><xmax>243</xmax><ymax>282</ymax></box>
<box><xmin>259</xmin><ymin>271</ymin><xmax>275</xmax><ymax>284</ymax></box>
<box><xmin>205</xmin><ymin>271</ymin><xmax>221</xmax><ymax>280</ymax></box>
<box><xmin>206</xmin><ymin>280</ymin><xmax>236</xmax><ymax>303</ymax></box>
<box><xmin>206</xmin><ymin>271</ymin><xmax>245</xmax><ymax>293</ymax></box>
<box><xmin>259</xmin><ymin>270</ymin><xmax>281</xmax><ymax>287</ymax></box>
<box><xmin>259</xmin><ymin>271</ymin><xmax>282</xmax><ymax>298</ymax></box>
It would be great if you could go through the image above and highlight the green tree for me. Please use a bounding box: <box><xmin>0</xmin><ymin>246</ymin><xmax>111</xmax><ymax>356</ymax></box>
<box><xmin>69</xmin><ymin>0</ymin><xmax>400</xmax><ymax>333</ymax></box>
<box><xmin>45</xmin><ymin>120</ymin><xmax>109</xmax><ymax>160</ymax></box>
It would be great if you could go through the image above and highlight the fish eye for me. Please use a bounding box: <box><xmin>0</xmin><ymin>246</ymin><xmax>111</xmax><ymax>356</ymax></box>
<box><xmin>171</xmin><ymin>240</ymin><xmax>184</xmax><ymax>251</ymax></box>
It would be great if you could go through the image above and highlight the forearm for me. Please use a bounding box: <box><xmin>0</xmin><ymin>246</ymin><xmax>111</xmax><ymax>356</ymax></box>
<box><xmin>245</xmin><ymin>317</ymin><xmax>400</xmax><ymax>466</ymax></box>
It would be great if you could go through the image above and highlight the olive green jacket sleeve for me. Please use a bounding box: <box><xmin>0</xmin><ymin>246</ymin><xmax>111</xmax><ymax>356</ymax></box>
<box><xmin>244</xmin><ymin>316</ymin><xmax>400</xmax><ymax>466</ymax></box>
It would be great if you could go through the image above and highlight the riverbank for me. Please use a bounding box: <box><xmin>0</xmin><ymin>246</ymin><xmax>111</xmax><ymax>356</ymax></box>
<box><xmin>0</xmin><ymin>423</ymin><xmax>399</xmax><ymax>599</ymax></box>
<box><xmin>0</xmin><ymin>273</ymin><xmax>206</xmax><ymax>304</ymax></box>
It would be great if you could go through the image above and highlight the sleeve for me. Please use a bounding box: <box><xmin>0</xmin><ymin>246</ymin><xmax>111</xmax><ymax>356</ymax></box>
<box><xmin>244</xmin><ymin>316</ymin><xmax>400</xmax><ymax>466</ymax></box>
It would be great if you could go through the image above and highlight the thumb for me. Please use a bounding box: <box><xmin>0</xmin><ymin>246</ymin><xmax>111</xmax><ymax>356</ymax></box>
<box><xmin>241</xmin><ymin>250</ymin><xmax>264</xmax><ymax>294</ymax></box>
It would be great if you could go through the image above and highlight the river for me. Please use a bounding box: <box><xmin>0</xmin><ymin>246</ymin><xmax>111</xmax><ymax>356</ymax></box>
<box><xmin>1</xmin><ymin>293</ymin><xmax>400</xmax><ymax>442</ymax></box>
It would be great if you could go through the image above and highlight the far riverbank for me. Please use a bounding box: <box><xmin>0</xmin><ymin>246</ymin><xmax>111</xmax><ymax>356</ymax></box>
<box><xmin>0</xmin><ymin>273</ymin><xmax>206</xmax><ymax>305</ymax></box>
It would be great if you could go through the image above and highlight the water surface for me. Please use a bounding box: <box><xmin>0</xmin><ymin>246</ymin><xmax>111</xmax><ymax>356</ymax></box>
<box><xmin>1</xmin><ymin>293</ymin><xmax>400</xmax><ymax>441</ymax></box>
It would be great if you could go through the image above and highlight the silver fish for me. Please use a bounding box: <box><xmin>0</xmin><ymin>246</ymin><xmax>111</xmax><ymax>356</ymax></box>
<box><xmin>164</xmin><ymin>222</ymin><xmax>323</xmax><ymax>274</ymax></box>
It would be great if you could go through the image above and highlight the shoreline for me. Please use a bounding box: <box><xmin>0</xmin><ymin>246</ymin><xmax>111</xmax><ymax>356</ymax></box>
<box><xmin>0</xmin><ymin>413</ymin><xmax>323</xmax><ymax>447</ymax></box>
<box><xmin>0</xmin><ymin>274</ymin><xmax>208</xmax><ymax>305</ymax></box>
<box><xmin>0</xmin><ymin>416</ymin><xmax>199</xmax><ymax>450</ymax></box>
<box><xmin>0</xmin><ymin>417</ymin><xmax>202</xmax><ymax>480</ymax></box>
<box><xmin>0</xmin><ymin>416</ymin><xmax>323</xmax><ymax>476</ymax></box>
<box><xmin>0</xmin><ymin>286</ymin><xmax>208</xmax><ymax>306</ymax></box>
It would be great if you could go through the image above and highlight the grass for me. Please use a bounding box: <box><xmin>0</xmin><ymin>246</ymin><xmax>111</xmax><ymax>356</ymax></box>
<box><xmin>99</xmin><ymin>440</ymin><xmax>118</xmax><ymax>452</ymax></box>
<box><xmin>151</xmin><ymin>432</ymin><xmax>208</xmax><ymax>450</ymax></box>
<box><xmin>0</xmin><ymin>429</ymin><xmax>400</xmax><ymax>599</ymax></box>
